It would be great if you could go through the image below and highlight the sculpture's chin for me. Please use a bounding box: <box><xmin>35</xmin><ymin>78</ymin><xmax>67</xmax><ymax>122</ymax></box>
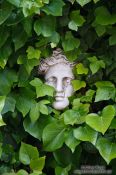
<box><xmin>53</xmin><ymin>98</ymin><xmax>69</xmax><ymax>110</ymax></box>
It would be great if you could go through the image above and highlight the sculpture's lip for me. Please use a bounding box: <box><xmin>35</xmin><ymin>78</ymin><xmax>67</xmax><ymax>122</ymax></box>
<box><xmin>55</xmin><ymin>96</ymin><xmax>64</xmax><ymax>101</ymax></box>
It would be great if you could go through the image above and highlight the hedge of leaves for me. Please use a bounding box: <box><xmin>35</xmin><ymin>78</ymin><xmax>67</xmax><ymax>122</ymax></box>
<box><xmin>0</xmin><ymin>0</ymin><xmax>116</xmax><ymax>174</ymax></box>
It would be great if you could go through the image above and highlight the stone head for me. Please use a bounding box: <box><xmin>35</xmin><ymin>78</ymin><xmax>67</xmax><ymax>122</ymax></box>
<box><xmin>38</xmin><ymin>48</ymin><xmax>74</xmax><ymax>110</ymax></box>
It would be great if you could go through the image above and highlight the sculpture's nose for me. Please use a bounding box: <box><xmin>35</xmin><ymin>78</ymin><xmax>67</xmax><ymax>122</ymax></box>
<box><xmin>56</xmin><ymin>79</ymin><xmax>63</xmax><ymax>92</ymax></box>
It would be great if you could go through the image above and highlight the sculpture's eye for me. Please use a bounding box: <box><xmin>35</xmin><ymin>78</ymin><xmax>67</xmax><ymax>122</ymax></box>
<box><xmin>63</xmin><ymin>77</ymin><xmax>72</xmax><ymax>87</ymax></box>
<box><xmin>46</xmin><ymin>77</ymin><xmax>56</xmax><ymax>84</ymax></box>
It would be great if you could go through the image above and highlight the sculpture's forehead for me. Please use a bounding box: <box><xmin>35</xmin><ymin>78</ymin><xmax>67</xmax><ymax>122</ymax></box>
<box><xmin>45</xmin><ymin>63</ymin><xmax>74</xmax><ymax>79</ymax></box>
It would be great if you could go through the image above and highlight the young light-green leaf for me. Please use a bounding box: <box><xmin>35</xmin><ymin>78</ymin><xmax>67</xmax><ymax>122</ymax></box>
<box><xmin>72</xmin><ymin>80</ymin><xmax>86</xmax><ymax>91</ymax></box>
<box><xmin>96</xmin><ymin>138</ymin><xmax>116</xmax><ymax>164</ymax></box>
<box><xmin>65</xmin><ymin>129</ymin><xmax>80</xmax><ymax>153</ymax></box>
<box><xmin>76</xmin><ymin>63</ymin><xmax>88</xmax><ymax>75</ymax></box>
<box><xmin>19</xmin><ymin>142</ymin><xmax>39</xmax><ymax>165</ymax></box>
<box><xmin>86</xmin><ymin>105</ymin><xmax>115</xmax><ymax>134</ymax></box>
<box><xmin>30</xmin><ymin>156</ymin><xmax>45</xmax><ymax>173</ymax></box>
<box><xmin>76</xmin><ymin>0</ymin><xmax>91</xmax><ymax>6</ymax></box>
<box><xmin>73</xmin><ymin>125</ymin><xmax>98</xmax><ymax>145</ymax></box>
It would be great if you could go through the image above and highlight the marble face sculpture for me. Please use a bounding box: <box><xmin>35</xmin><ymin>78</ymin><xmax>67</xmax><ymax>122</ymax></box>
<box><xmin>38</xmin><ymin>49</ymin><xmax>74</xmax><ymax>110</ymax></box>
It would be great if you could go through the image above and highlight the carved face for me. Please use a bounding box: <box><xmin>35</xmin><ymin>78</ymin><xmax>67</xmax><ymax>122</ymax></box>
<box><xmin>45</xmin><ymin>63</ymin><xmax>74</xmax><ymax>110</ymax></box>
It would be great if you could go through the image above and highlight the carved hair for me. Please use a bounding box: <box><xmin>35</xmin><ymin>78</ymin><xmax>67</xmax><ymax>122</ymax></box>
<box><xmin>38</xmin><ymin>48</ymin><xmax>74</xmax><ymax>75</ymax></box>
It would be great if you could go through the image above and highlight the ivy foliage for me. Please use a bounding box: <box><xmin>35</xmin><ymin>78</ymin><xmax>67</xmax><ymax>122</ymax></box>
<box><xmin>0</xmin><ymin>0</ymin><xmax>116</xmax><ymax>174</ymax></box>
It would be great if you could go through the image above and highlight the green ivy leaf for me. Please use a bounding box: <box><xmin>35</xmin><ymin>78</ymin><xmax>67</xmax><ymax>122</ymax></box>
<box><xmin>70</xmin><ymin>10</ymin><xmax>85</xmax><ymax>27</ymax></box>
<box><xmin>55</xmin><ymin>165</ymin><xmax>71</xmax><ymax>175</ymax></box>
<box><xmin>76</xmin><ymin>0</ymin><xmax>91</xmax><ymax>6</ymax></box>
<box><xmin>0</xmin><ymin>143</ymin><xmax>2</xmax><ymax>158</ymax></box>
<box><xmin>65</xmin><ymin>129</ymin><xmax>80</xmax><ymax>153</ymax></box>
<box><xmin>88</xmin><ymin>56</ymin><xmax>105</xmax><ymax>74</ymax></box>
<box><xmin>24</xmin><ymin>115</ymin><xmax>54</xmax><ymax>140</ymax></box>
<box><xmin>30</xmin><ymin>78</ymin><xmax>54</xmax><ymax>97</ymax></box>
<box><xmin>86</xmin><ymin>105</ymin><xmax>115</xmax><ymax>134</ymax></box>
<box><xmin>80</xmin><ymin>89</ymin><xmax>95</xmax><ymax>103</ymax></box>
<box><xmin>30</xmin><ymin>156</ymin><xmax>45</xmax><ymax>173</ymax></box>
<box><xmin>26</xmin><ymin>46</ymin><xmax>41</xmax><ymax>59</ymax></box>
<box><xmin>12</xmin><ymin>25</ymin><xmax>28</xmax><ymax>51</ymax></box>
<box><xmin>0</xmin><ymin>1</ymin><xmax>13</xmax><ymax>25</ymax></box>
<box><xmin>42</xmin><ymin>121</ymin><xmax>66</xmax><ymax>151</ymax></box>
<box><xmin>95</xmin><ymin>6</ymin><xmax>116</xmax><ymax>25</ymax></box>
<box><xmin>63</xmin><ymin>109</ymin><xmax>86</xmax><ymax>125</ymax></box>
<box><xmin>73</xmin><ymin>125</ymin><xmax>98</xmax><ymax>145</ymax></box>
<box><xmin>30</xmin><ymin>103</ymin><xmax>40</xmax><ymax>123</ymax></box>
<box><xmin>93</xmin><ymin>0</ymin><xmax>100</xmax><ymax>3</ymax></box>
<box><xmin>0</xmin><ymin>96</ymin><xmax>6</xmax><ymax>127</ymax></box>
<box><xmin>0</xmin><ymin>26</ymin><xmax>9</xmax><ymax>48</ymax></box>
<box><xmin>76</xmin><ymin>63</ymin><xmax>88</xmax><ymax>75</ymax></box>
<box><xmin>42</xmin><ymin>0</ymin><xmax>65</xmax><ymax>16</ymax></box>
<box><xmin>17</xmin><ymin>169</ymin><xmax>28</xmax><ymax>175</ymax></box>
<box><xmin>96</xmin><ymin>138</ymin><xmax>116</xmax><ymax>164</ymax></box>
<box><xmin>38</xmin><ymin>100</ymin><xmax>49</xmax><ymax>115</ymax></box>
<box><xmin>15</xmin><ymin>88</ymin><xmax>35</xmax><ymax>117</ymax></box>
<box><xmin>0</xmin><ymin>43</ymin><xmax>12</xmax><ymax>69</ymax></box>
<box><xmin>23</xmin><ymin>116</ymin><xmax>42</xmax><ymax>140</ymax></box>
<box><xmin>2</xmin><ymin>96</ymin><xmax>16</xmax><ymax>114</ymax></box>
<box><xmin>48</xmin><ymin>32</ymin><xmax>60</xmax><ymax>45</ymax></box>
<box><xmin>109</xmin><ymin>31</ymin><xmax>116</xmax><ymax>46</ymax></box>
<box><xmin>110</xmin><ymin>118</ymin><xmax>116</xmax><ymax>129</ymax></box>
<box><xmin>68</xmin><ymin>21</ymin><xmax>78</xmax><ymax>31</ymax></box>
<box><xmin>0</xmin><ymin>69</ymin><xmax>18</xmax><ymax>95</ymax></box>
<box><xmin>19</xmin><ymin>142</ymin><xmax>39</xmax><ymax>165</ymax></box>
<box><xmin>95</xmin><ymin>81</ymin><xmax>115</xmax><ymax>102</ymax></box>
<box><xmin>20</xmin><ymin>0</ymin><xmax>43</xmax><ymax>17</ymax></box>
<box><xmin>34</xmin><ymin>16</ymin><xmax>56</xmax><ymax>37</ymax></box>
<box><xmin>94</xmin><ymin>24</ymin><xmax>106</xmax><ymax>37</ymax></box>
<box><xmin>62</xmin><ymin>32</ymin><xmax>80</xmax><ymax>51</ymax></box>
<box><xmin>17</xmin><ymin>55</ymin><xmax>39</xmax><ymax>75</ymax></box>
<box><xmin>72</xmin><ymin>80</ymin><xmax>86</xmax><ymax>91</ymax></box>
<box><xmin>6</xmin><ymin>0</ymin><xmax>21</xmax><ymax>7</ymax></box>
<box><xmin>72</xmin><ymin>99</ymin><xmax>90</xmax><ymax>114</ymax></box>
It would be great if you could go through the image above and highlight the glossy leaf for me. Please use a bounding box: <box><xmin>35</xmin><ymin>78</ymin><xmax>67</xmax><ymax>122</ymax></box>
<box><xmin>6</xmin><ymin>0</ymin><xmax>21</xmax><ymax>7</ymax></box>
<box><xmin>19</xmin><ymin>142</ymin><xmax>39</xmax><ymax>165</ymax></box>
<box><xmin>0</xmin><ymin>26</ymin><xmax>9</xmax><ymax>48</ymax></box>
<box><xmin>42</xmin><ymin>0</ymin><xmax>65</xmax><ymax>16</ymax></box>
<box><xmin>70</xmin><ymin>10</ymin><xmax>85</xmax><ymax>27</ymax></box>
<box><xmin>65</xmin><ymin>130</ymin><xmax>80</xmax><ymax>152</ymax></box>
<box><xmin>42</xmin><ymin>121</ymin><xmax>66</xmax><ymax>151</ymax></box>
<box><xmin>88</xmin><ymin>56</ymin><xmax>105</xmax><ymax>74</ymax></box>
<box><xmin>95</xmin><ymin>6</ymin><xmax>116</xmax><ymax>25</ymax></box>
<box><xmin>73</xmin><ymin>125</ymin><xmax>98</xmax><ymax>145</ymax></box>
<box><xmin>62</xmin><ymin>32</ymin><xmax>80</xmax><ymax>51</ymax></box>
<box><xmin>86</xmin><ymin>105</ymin><xmax>115</xmax><ymax>134</ymax></box>
<box><xmin>30</xmin><ymin>78</ymin><xmax>54</xmax><ymax>97</ymax></box>
<box><xmin>30</xmin><ymin>156</ymin><xmax>45</xmax><ymax>173</ymax></box>
<box><xmin>95</xmin><ymin>81</ymin><xmax>115</xmax><ymax>102</ymax></box>
<box><xmin>26</xmin><ymin>46</ymin><xmax>41</xmax><ymax>60</ymax></box>
<box><xmin>55</xmin><ymin>165</ymin><xmax>71</xmax><ymax>175</ymax></box>
<box><xmin>0</xmin><ymin>1</ymin><xmax>13</xmax><ymax>25</ymax></box>
<box><xmin>0</xmin><ymin>96</ymin><xmax>6</xmax><ymax>126</ymax></box>
<box><xmin>76</xmin><ymin>63</ymin><xmax>88</xmax><ymax>75</ymax></box>
<box><xmin>96</xmin><ymin>138</ymin><xmax>116</xmax><ymax>164</ymax></box>
<box><xmin>0</xmin><ymin>69</ymin><xmax>17</xmax><ymax>95</ymax></box>
<box><xmin>63</xmin><ymin>109</ymin><xmax>86</xmax><ymax>125</ymax></box>
<box><xmin>80</xmin><ymin>89</ymin><xmax>95</xmax><ymax>103</ymax></box>
<box><xmin>34</xmin><ymin>16</ymin><xmax>56</xmax><ymax>37</ymax></box>
<box><xmin>2</xmin><ymin>96</ymin><xmax>16</xmax><ymax>114</ymax></box>
<box><xmin>72</xmin><ymin>80</ymin><xmax>86</xmax><ymax>91</ymax></box>
<box><xmin>76</xmin><ymin>0</ymin><xmax>91</xmax><ymax>6</ymax></box>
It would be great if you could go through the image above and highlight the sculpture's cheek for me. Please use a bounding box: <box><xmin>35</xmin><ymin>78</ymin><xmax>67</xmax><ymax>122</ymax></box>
<box><xmin>64</xmin><ymin>85</ymin><xmax>74</xmax><ymax>97</ymax></box>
